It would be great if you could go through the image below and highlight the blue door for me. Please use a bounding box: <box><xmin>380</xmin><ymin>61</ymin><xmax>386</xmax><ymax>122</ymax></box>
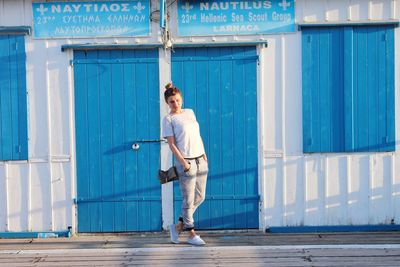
<box><xmin>171</xmin><ymin>47</ymin><xmax>259</xmax><ymax>229</ymax></box>
<box><xmin>73</xmin><ymin>49</ymin><xmax>161</xmax><ymax>232</ymax></box>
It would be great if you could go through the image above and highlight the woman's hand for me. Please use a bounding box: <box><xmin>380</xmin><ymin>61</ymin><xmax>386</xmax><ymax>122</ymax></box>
<box><xmin>183</xmin><ymin>161</ymin><xmax>191</xmax><ymax>172</ymax></box>
<box><xmin>203</xmin><ymin>154</ymin><xmax>208</xmax><ymax>163</ymax></box>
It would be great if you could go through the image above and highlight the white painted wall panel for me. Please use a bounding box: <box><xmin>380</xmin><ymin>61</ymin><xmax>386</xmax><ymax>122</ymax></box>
<box><xmin>26</xmin><ymin>40</ymin><xmax>50</xmax><ymax>159</ymax></box>
<box><xmin>0</xmin><ymin>1</ymin><xmax>3</xmax><ymax>24</ymax></box>
<box><xmin>51</xmin><ymin>163</ymin><xmax>73</xmax><ymax>231</ymax></box>
<box><xmin>264</xmin><ymin>158</ymin><xmax>284</xmax><ymax>226</ymax></box>
<box><xmin>347</xmin><ymin>156</ymin><xmax>370</xmax><ymax>224</ymax></box>
<box><xmin>1</xmin><ymin>0</ymin><xmax>25</xmax><ymax>25</ymax></box>
<box><xmin>283</xmin><ymin>33</ymin><xmax>302</xmax><ymax>155</ymax></box>
<box><xmin>326</xmin><ymin>0</ymin><xmax>349</xmax><ymax>21</ymax></box>
<box><xmin>47</xmin><ymin>40</ymin><xmax>71</xmax><ymax>157</ymax></box>
<box><xmin>348</xmin><ymin>0</ymin><xmax>370</xmax><ymax>20</ymax></box>
<box><xmin>30</xmin><ymin>163</ymin><xmax>52</xmax><ymax>231</ymax></box>
<box><xmin>0</xmin><ymin>163</ymin><xmax>7</xmax><ymax>231</ymax></box>
<box><xmin>284</xmin><ymin>156</ymin><xmax>305</xmax><ymax>226</ymax></box>
<box><xmin>7</xmin><ymin>163</ymin><xmax>29</xmax><ymax>231</ymax></box>
<box><xmin>304</xmin><ymin>156</ymin><xmax>325</xmax><ymax>225</ymax></box>
<box><xmin>298</xmin><ymin>0</ymin><xmax>397</xmax><ymax>22</ymax></box>
<box><xmin>369</xmin><ymin>0</ymin><xmax>392</xmax><ymax>20</ymax></box>
<box><xmin>263</xmin><ymin>37</ymin><xmax>283</xmax><ymax>153</ymax></box>
<box><xmin>302</xmin><ymin>0</ymin><xmax>327</xmax><ymax>22</ymax></box>
<box><xmin>370</xmin><ymin>155</ymin><xmax>393</xmax><ymax>224</ymax></box>
<box><xmin>325</xmin><ymin>156</ymin><xmax>348</xmax><ymax>225</ymax></box>
<box><xmin>394</xmin><ymin>154</ymin><xmax>400</xmax><ymax>222</ymax></box>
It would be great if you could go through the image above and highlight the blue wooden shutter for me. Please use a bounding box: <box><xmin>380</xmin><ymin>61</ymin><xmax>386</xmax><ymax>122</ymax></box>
<box><xmin>350</xmin><ymin>25</ymin><xmax>395</xmax><ymax>152</ymax></box>
<box><xmin>0</xmin><ymin>35</ymin><xmax>28</xmax><ymax>160</ymax></box>
<box><xmin>302</xmin><ymin>27</ymin><xmax>345</xmax><ymax>152</ymax></box>
<box><xmin>302</xmin><ymin>25</ymin><xmax>395</xmax><ymax>153</ymax></box>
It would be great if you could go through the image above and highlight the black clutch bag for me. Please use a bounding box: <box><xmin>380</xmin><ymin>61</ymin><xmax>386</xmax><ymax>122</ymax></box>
<box><xmin>158</xmin><ymin>166</ymin><xmax>179</xmax><ymax>184</ymax></box>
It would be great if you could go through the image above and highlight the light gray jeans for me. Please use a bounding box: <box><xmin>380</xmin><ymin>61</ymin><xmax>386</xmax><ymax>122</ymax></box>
<box><xmin>176</xmin><ymin>157</ymin><xmax>208</xmax><ymax>230</ymax></box>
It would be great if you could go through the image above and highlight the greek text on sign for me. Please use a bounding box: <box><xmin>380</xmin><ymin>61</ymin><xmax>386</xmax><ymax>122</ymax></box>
<box><xmin>33</xmin><ymin>1</ymin><xmax>150</xmax><ymax>38</ymax></box>
<box><xmin>178</xmin><ymin>0</ymin><xmax>295</xmax><ymax>36</ymax></box>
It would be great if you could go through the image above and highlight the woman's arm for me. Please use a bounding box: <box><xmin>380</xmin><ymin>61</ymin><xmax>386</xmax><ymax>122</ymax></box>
<box><xmin>166</xmin><ymin>136</ymin><xmax>191</xmax><ymax>171</ymax></box>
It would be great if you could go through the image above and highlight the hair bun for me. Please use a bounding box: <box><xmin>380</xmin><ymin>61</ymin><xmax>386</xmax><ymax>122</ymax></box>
<box><xmin>165</xmin><ymin>82</ymin><xmax>173</xmax><ymax>90</ymax></box>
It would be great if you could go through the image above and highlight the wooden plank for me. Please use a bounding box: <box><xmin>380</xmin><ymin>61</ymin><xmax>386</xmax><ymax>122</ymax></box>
<box><xmin>370</xmin><ymin>154</ymin><xmax>392</xmax><ymax>224</ymax></box>
<box><xmin>304</xmin><ymin>155</ymin><xmax>325</xmax><ymax>225</ymax></box>
<box><xmin>51</xmin><ymin>162</ymin><xmax>72</xmax><ymax>231</ymax></box>
<box><xmin>348</xmin><ymin>155</ymin><xmax>369</xmax><ymax>224</ymax></box>
<box><xmin>7</xmin><ymin>163</ymin><xmax>29</xmax><ymax>231</ymax></box>
<box><xmin>325</xmin><ymin>156</ymin><xmax>348</xmax><ymax>225</ymax></box>
<box><xmin>264</xmin><ymin>158</ymin><xmax>284</xmax><ymax>226</ymax></box>
<box><xmin>284</xmin><ymin>156</ymin><xmax>304</xmax><ymax>226</ymax></box>
<box><xmin>30</xmin><ymin>163</ymin><xmax>52</xmax><ymax>231</ymax></box>
<box><xmin>2</xmin><ymin>247</ymin><xmax>399</xmax><ymax>267</ymax></box>
<box><xmin>0</xmin><ymin>163</ymin><xmax>7</xmax><ymax>231</ymax></box>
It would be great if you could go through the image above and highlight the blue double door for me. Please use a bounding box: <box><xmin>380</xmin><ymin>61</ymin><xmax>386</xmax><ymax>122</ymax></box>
<box><xmin>74</xmin><ymin>47</ymin><xmax>258</xmax><ymax>232</ymax></box>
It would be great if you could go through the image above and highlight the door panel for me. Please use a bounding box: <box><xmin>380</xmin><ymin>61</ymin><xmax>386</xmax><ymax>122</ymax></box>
<box><xmin>74</xmin><ymin>49</ymin><xmax>161</xmax><ymax>232</ymax></box>
<box><xmin>171</xmin><ymin>47</ymin><xmax>259</xmax><ymax>229</ymax></box>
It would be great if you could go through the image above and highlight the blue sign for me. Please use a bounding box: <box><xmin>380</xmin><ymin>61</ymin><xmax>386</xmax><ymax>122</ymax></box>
<box><xmin>178</xmin><ymin>0</ymin><xmax>295</xmax><ymax>36</ymax></box>
<box><xmin>33</xmin><ymin>1</ymin><xmax>150</xmax><ymax>38</ymax></box>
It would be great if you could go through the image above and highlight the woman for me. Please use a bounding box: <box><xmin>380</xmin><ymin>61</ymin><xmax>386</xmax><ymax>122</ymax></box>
<box><xmin>162</xmin><ymin>82</ymin><xmax>208</xmax><ymax>246</ymax></box>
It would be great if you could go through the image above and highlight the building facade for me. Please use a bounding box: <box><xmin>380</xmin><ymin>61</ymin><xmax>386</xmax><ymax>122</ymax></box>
<box><xmin>0</xmin><ymin>0</ymin><xmax>399</xmax><ymax>235</ymax></box>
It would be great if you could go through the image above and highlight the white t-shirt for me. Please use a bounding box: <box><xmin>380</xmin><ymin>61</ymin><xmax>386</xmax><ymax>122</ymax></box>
<box><xmin>162</xmin><ymin>109</ymin><xmax>205</xmax><ymax>158</ymax></box>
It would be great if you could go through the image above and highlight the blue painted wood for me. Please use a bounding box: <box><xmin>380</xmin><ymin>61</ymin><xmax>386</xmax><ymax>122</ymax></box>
<box><xmin>331</xmin><ymin>28</ymin><xmax>345</xmax><ymax>152</ymax></box>
<box><xmin>10</xmin><ymin>35</ymin><xmax>20</xmax><ymax>160</ymax></box>
<box><xmin>0</xmin><ymin>35</ymin><xmax>28</xmax><ymax>160</ymax></box>
<box><xmin>343</xmin><ymin>27</ymin><xmax>355</xmax><ymax>152</ymax></box>
<box><xmin>302</xmin><ymin>31</ymin><xmax>313</xmax><ymax>152</ymax></box>
<box><xmin>354</xmin><ymin>27</ymin><xmax>368</xmax><ymax>152</ymax></box>
<box><xmin>385</xmin><ymin>27</ymin><xmax>395</xmax><ymax>151</ymax></box>
<box><xmin>97</xmin><ymin>50</ymin><xmax>114</xmax><ymax>232</ymax></box>
<box><xmin>233</xmin><ymin>47</ymin><xmax>249</xmax><ymax>228</ymax></box>
<box><xmin>171</xmin><ymin>47</ymin><xmax>258</xmax><ymax>229</ymax></box>
<box><xmin>74</xmin><ymin>49</ymin><xmax>161</xmax><ymax>232</ymax></box>
<box><xmin>302</xmin><ymin>29</ymin><xmax>325</xmax><ymax>152</ymax></box>
<box><xmin>0</xmin><ymin>229</ymin><xmax>72</xmax><ymax>239</ymax></box>
<box><xmin>302</xmin><ymin>25</ymin><xmax>395</xmax><ymax>153</ymax></box>
<box><xmin>86</xmin><ymin>50</ymin><xmax>102</xmax><ymax>232</ymax></box>
<box><xmin>352</xmin><ymin>25</ymin><xmax>395</xmax><ymax>152</ymax></box>
<box><xmin>0</xmin><ymin>26</ymin><xmax>31</xmax><ymax>35</ymax></box>
<box><xmin>16</xmin><ymin>35</ymin><xmax>28</xmax><ymax>159</ymax></box>
<box><xmin>0</xmin><ymin>36</ymin><xmax>13</xmax><ymax>160</ymax></box>
<box><xmin>319</xmin><ymin>30</ymin><xmax>331</xmax><ymax>152</ymax></box>
<box><xmin>74</xmin><ymin>51</ymin><xmax>90</xmax><ymax>232</ymax></box>
<box><xmin>377</xmin><ymin>27</ymin><xmax>387</xmax><ymax>152</ymax></box>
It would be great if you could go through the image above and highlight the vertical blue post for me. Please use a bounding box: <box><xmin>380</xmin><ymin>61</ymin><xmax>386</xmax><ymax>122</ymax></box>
<box><xmin>160</xmin><ymin>0</ymin><xmax>165</xmax><ymax>28</ymax></box>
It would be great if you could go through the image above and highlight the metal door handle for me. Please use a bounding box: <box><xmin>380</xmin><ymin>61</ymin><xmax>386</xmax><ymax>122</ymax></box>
<box><xmin>131</xmin><ymin>139</ymin><xmax>166</xmax><ymax>151</ymax></box>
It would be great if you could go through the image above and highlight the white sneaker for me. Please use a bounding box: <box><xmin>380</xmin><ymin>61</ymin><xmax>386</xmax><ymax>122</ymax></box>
<box><xmin>187</xmin><ymin>235</ymin><xmax>206</xmax><ymax>246</ymax></box>
<box><xmin>169</xmin><ymin>224</ymin><xmax>180</xmax><ymax>244</ymax></box>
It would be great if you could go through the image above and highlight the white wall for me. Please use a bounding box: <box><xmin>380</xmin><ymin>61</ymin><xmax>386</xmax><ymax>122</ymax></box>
<box><xmin>0</xmin><ymin>0</ymin><xmax>398</xmax><ymax>232</ymax></box>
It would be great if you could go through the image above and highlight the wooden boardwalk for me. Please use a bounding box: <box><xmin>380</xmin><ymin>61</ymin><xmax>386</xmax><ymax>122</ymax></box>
<box><xmin>1</xmin><ymin>231</ymin><xmax>399</xmax><ymax>266</ymax></box>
